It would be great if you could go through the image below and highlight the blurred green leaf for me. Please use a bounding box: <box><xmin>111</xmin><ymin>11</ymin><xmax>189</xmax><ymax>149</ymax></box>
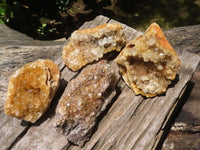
<box><xmin>0</xmin><ymin>18</ymin><xmax>4</xmax><ymax>24</ymax></box>
<box><xmin>0</xmin><ymin>1</ymin><xmax>13</xmax><ymax>23</ymax></box>
<box><xmin>42</xmin><ymin>23</ymin><xmax>47</xmax><ymax>27</ymax></box>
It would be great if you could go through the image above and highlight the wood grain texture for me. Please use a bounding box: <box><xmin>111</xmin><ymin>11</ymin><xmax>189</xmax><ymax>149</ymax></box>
<box><xmin>66</xmin><ymin>18</ymin><xmax>200</xmax><ymax>150</ymax></box>
<box><xmin>164</xmin><ymin>25</ymin><xmax>200</xmax><ymax>55</ymax></box>
<box><xmin>0</xmin><ymin>25</ymin><xmax>66</xmax><ymax>149</ymax></box>
<box><xmin>0</xmin><ymin>15</ymin><xmax>199</xmax><ymax>150</ymax></box>
<box><xmin>0</xmin><ymin>24</ymin><xmax>65</xmax><ymax>47</ymax></box>
<box><xmin>68</xmin><ymin>42</ymin><xmax>200</xmax><ymax>150</ymax></box>
<box><xmin>11</xmin><ymin>15</ymin><xmax>111</xmax><ymax>150</ymax></box>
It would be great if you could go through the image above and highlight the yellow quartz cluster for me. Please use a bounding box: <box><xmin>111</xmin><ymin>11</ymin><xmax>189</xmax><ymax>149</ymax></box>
<box><xmin>4</xmin><ymin>60</ymin><xmax>60</xmax><ymax>123</ymax></box>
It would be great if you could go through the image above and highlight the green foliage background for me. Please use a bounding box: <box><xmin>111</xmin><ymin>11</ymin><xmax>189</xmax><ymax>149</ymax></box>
<box><xmin>1</xmin><ymin>0</ymin><xmax>200</xmax><ymax>40</ymax></box>
<box><xmin>0</xmin><ymin>0</ymin><xmax>74</xmax><ymax>39</ymax></box>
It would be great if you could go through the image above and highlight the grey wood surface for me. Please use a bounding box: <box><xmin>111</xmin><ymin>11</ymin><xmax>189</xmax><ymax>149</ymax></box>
<box><xmin>0</xmin><ymin>24</ymin><xmax>66</xmax><ymax>150</ymax></box>
<box><xmin>0</xmin><ymin>15</ymin><xmax>199</xmax><ymax>150</ymax></box>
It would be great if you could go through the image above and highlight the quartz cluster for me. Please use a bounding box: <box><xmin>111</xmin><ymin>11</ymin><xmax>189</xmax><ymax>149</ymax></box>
<box><xmin>115</xmin><ymin>23</ymin><xmax>181</xmax><ymax>97</ymax></box>
<box><xmin>55</xmin><ymin>60</ymin><xmax>114</xmax><ymax>146</ymax></box>
<box><xmin>4</xmin><ymin>21</ymin><xmax>182</xmax><ymax>147</ymax></box>
<box><xmin>62</xmin><ymin>23</ymin><xmax>126</xmax><ymax>71</ymax></box>
<box><xmin>4</xmin><ymin>59</ymin><xmax>60</xmax><ymax>123</ymax></box>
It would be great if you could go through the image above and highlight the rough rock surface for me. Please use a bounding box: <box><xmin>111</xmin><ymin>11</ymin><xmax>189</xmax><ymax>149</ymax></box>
<box><xmin>55</xmin><ymin>60</ymin><xmax>116</xmax><ymax>146</ymax></box>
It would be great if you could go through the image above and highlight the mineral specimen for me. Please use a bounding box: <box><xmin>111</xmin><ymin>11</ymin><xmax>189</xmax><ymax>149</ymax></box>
<box><xmin>55</xmin><ymin>60</ymin><xmax>115</xmax><ymax>146</ymax></box>
<box><xmin>115</xmin><ymin>23</ymin><xmax>181</xmax><ymax>97</ymax></box>
<box><xmin>4</xmin><ymin>59</ymin><xmax>60</xmax><ymax>123</ymax></box>
<box><xmin>62</xmin><ymin>23</ymin><xmax>126</xmax><ymax>71</ymax></box>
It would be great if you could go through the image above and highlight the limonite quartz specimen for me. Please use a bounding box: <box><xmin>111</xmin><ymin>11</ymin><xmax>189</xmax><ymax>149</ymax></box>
<box><xmin>4</xmin><ymin>59</ymin><xmax>60</xmax><ymax>123</ymax></box>
<box><xmin>115</xmin><ymin>23</ymin><xmax>181</xmax><ymax>97</ymax></box>
<box><xmin>55</xmin><ymin>60</ymin><xmax>116</xmax><ymax>146</ymax></box>
<box><xmin>62</xmin><ymin>23</ymin><xmax>126</xmax><ymax>71</ymax></box>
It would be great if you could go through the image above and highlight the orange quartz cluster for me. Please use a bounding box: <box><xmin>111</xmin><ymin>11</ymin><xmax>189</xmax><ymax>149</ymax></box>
<box><xmin>115</xmin><ymin>23</ymin><xmax>181</xmax><ymax>97</ymax></box>
<box><xmin>4</xmin><ymin>60</ymin><xmax>60</xmax><ymax>123</ymax></box>
<box><xmin>62</xmin><ymin>23</ymin><xmax>126</xmax><ymax>71</ymax></box>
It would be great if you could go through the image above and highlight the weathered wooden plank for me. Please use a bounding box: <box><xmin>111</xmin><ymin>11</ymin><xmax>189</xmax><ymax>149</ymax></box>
<box><xmin>152</xmin><ymin>85</ymin><xmax>188</xmax><ymax>150</ymax></box>
<box><xmin>10</xmin><ymin>15</ymin><xmax>111</xmax><ymax>150</ymax></box>
<box><xmin>0</xmin><ymin>45</ymin><xmax>64</xmax><ymax>149</ymax></box>
<box><xmin>0</xmin><ymin>45</ymin><xmax>63</xmax><ymax>72</ymax></box>
<box><xmin>0</xmin><ymin>116</ymin><xmax>30</xmax><ymax>150</ymax></box>
<box><xmin>54</xmin><ymin>56</ymin><xmax>66</xmax><ymax>71</ymax></box>
<box><xmin>161</xmin><ymin>68</ymin><xmax>200</xmax><ymax>150</ymax></box>
<box><xmin>0</xmin><ymin>24</ymin><xmax>38</xmax><ymax>46</ymax></box>
<box><xmin>67</xmin><ymin>21</ymin><xmax>200</xmax><ymax>150</ymax></box>
<box><xmin>0</xmin><ymin>15</ymin><xmax>110</xmax><ymax>150</ymax></box>
<box><xmin>164</xmin><ymin>25</ymin><xmax>200</xmax><ymax>55</ymax></box>
<box><xmin>0</xmin><ymin>58</ymin><xmax>30</xmax><ymax>149</ymax></box>
<box><xmin>97</xmin><ymin>55</ymin><xmax>198</xmax><ymax>150</ymax></box>
<box><xmin>11</xmin><ymin>119</ymin><xmax>67</xmax><ymax>150</ymax></box>
<box><xmin>127</xmin><ymin>52</ymin><xmax>199</xmax><ymax>150</ymax></box>
<box><xmin>10</xmin><ymin>63</ymin><xmax>79</xmax><ymax>150</ymax></box>
<box><xmin>68</xmin><ymin>51</ymin><xmax>199</xmax><ymax>150</ymax></box>
<box><xmin>64</xmin><ymin>19</ymin><xmax>143</xmax><ymax>148</ymax></box>
<box><xmin>1</xmin><ymin>15</ymin><xmax>199</xmax><ymax>150</ymax></box>
<box><xmin>0</xmin><ymin>24</ymin><xmax>65</xmax><ymax>47</ymax></box>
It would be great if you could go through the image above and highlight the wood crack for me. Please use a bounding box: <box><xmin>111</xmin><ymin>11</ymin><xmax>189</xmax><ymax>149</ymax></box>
<box><xmin>153</xmin><ymin>81</ymin><xmax>195</xmax><ymax>150</ymax></box>
<box><xmin>6</xmin><ymin>124</ymin><xmax>31</xmax><ymax>150</ymax></box>
<box><xmin>1</xmin><ymin>15</ymin><xmax>200</xmax><ymax>150</ymax></box>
